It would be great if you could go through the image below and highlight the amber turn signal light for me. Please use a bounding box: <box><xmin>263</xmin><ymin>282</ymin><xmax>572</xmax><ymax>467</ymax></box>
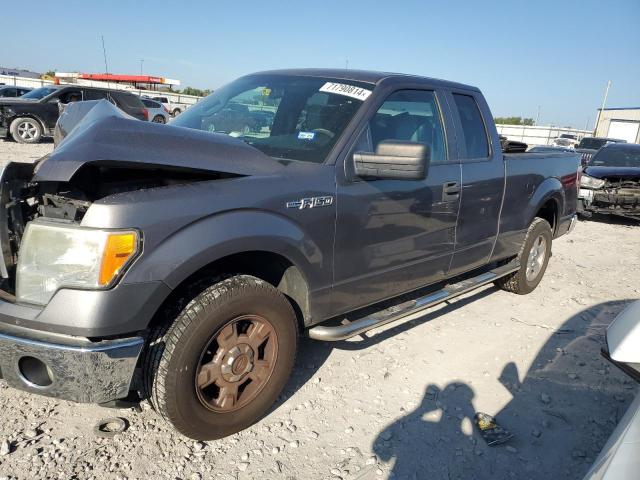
<box><xmin>99</xmin><ymin>232</ymin><xmax>138</xmax><ymax>286</ymax></box>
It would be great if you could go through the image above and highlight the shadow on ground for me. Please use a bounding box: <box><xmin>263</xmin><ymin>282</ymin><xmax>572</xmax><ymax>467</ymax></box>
<box><xmin>367</xmin><ymin>300</ymin><xmax>638</xmax><ymax>480</ymax></box>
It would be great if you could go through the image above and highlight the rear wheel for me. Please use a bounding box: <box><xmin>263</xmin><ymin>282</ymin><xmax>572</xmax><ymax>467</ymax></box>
<box><xmin>495</xmin><ymin>217</ymin><xmax>552</xmax><ymax>295</ymax></box>
<box><xmin>10</xmin><ymin>117</ymin><xmax>43</xmax><ymax>144</ymax></box>
<box><xmin>172</xmin><ymin>108</ymin><xmax>181</xmax><ymax>117</ymax></box>
<box><xmin>152</xmin><ymin>115</ymin><xmax>166</xmax><ymax>124</ymax></box>
<box><xmin>145</xmin><ymin>275</ymin><xmax>298</xmax><ymax>440</ymax></box>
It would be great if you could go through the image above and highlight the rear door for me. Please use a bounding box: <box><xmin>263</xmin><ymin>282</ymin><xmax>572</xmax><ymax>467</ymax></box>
<box><xmin>333</xmin><ymin>86</ymin><xmax>461</xmax><ymax>312</ymax></box>
<box><xmin>447</xmin><ymin>90</ymin><xmax>505</xmax><ymax>275</ymax></box>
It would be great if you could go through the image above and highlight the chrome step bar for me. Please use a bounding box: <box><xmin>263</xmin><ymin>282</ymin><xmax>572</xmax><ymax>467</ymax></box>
<box><xmin>308</xmin><ymin>260</ymin><xmax>520</xmax><ymax>341</ymax></box>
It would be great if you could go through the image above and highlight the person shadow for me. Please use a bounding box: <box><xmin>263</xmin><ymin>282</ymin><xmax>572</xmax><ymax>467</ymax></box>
<box><xmin>370</xmin><ymin>299</ymin><xmax>637</xmax><ymax>480</ymax></box>
<box><xmin>374</xmin><ymin>383</ymin><xmax>477</xmax><ymax>480</ymax></box>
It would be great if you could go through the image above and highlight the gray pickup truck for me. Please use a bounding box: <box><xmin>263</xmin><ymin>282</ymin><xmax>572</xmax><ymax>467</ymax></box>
<box><xmin>0</xmin><ymin>69</ymin><xmax>580</xmax><ymax>440</ymax></box>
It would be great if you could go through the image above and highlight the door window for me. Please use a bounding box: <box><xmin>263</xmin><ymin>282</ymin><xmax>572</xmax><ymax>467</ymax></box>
<box><xmin>367</xmin><ymin>90</ymin><xmax>447</xmax><ymax>163</ymax></box>
<box><xmin>452</xmin><ymin>93</ymin><xmax>490</xmax><ymax>160</ymax></box>
<box><xmin>58</xmin><ymin>90</ymin><xmax>83</xmax><ymax>103</ymax></box>
<box><xmin>83</xmin><ymin>89</ymin><xmax>110</xmax><ymax>101</ymax></box>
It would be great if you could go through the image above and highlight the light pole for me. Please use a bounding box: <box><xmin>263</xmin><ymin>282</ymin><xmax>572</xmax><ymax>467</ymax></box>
<box><xmin>140</xmin><ymin>59</ymin><xmax>144</xmax><ymax>76</ymax></box>
<box><xmin>594</xmin><ymin>80</ymin><xmax>611</xmax><ymax>136</ymax></box>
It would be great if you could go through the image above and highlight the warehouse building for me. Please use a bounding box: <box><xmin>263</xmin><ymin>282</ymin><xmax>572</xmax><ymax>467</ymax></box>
<box><xmin>594</xmin><ymin>107</ymin><xmax>640</xmax><ymax>144</ymax></box>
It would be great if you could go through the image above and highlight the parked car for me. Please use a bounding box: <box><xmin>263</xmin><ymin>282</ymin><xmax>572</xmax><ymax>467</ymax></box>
<box><xmin>150</xmin><ymin>95</ymin><xmax>189</xmax><ymax>117</ymax></box>
<box><xmin>0</xmin><ymin>69</ymin><xmax>580</xmax><ymax>440</ymax></box>
<box><xmin>0</xmin><ymin>86</ymin><xmax>32</xmax><ymax>98</ymax></box>
<box><xmin>552</xmin><ymin>133</ymin><xmax>578</xmax><ymax>148</ymax></box>
<box><xmin>583</xmin><ymin>300</ymin><xmax>640</xmax><ymax>479</ymax></box>
<box><xmin>142</xmin><ymin>98</ymin><xmax>170</xmax><ymax>124</ymax></box>
<box><xmin>575</xmin><ymin>137</ymin><xmax>627</xmax><ymax>166</ymax></box>
<box><xmin>0</xmin><ymin>85</ymin><xmax>148</xmax><ymax>143</ymax></box>
<box><xmin>578</xmin><ymin>143</ymin><xmax>640</xmax><ymax>220</ymax></box>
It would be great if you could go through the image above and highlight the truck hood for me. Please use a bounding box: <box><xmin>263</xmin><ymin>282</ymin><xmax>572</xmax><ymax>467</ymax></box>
<box><xmin>583</xmin><ymin>165</ymin><xmax>640</xmax><ymax>180</ymax></box>
<box><xmin>33</xmin><ymin>100</ymin><xmax>283</xmax><ymax>183</ymax></box>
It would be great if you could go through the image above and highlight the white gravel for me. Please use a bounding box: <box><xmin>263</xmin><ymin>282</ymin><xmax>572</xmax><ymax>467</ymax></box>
<box><xmin>0</xmin><ymin>139</ymin><xmax>638</xmax><ymax>480</ymax></box>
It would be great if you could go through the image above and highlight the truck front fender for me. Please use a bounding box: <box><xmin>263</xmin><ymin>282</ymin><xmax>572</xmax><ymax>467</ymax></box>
<box><xmin>123</xmin><ymin>209</ymin><xmax>327</xmax><ymax>294</ymax></box>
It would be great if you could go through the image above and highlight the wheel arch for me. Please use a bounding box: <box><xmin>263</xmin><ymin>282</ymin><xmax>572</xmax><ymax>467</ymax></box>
<box><xmin>9</xmin><ymin>114</ymin><xmax>46</xmax><ymax>134</ymax></box>
<box><xmin>529</xmin><ymin>177</ymin><xmax>564</xmax><ymax>235</ymax></box>
<box><xmin>147</xmin><ymin>250</ymin><xmax>311</xmax><ymax>334</ymax></box>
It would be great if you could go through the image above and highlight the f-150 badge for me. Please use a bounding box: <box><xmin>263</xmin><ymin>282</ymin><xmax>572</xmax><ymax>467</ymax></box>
<box><xmin>286</xmin><ymin>196</ymin><xmax>334</xmax><ymax>209</ymax></box>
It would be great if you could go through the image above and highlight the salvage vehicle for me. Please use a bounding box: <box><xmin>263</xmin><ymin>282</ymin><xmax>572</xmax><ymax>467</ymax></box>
<box><xmin>0</xmin><ymin>69</ymin><xmax>580</xmax><ymax>440</ymax></box>
<box><xmin>552</xmin><ymin>133</ymin><xmax>578</xmax><ymax>149</ymax></box>
<box><xmin>141</xmin><ymin>98</ymin><xmax>171</xmax><ymax>124</ymax></box>
<box><xmin>584</xmin><ymin>300</ymin><xmax>640</xmax><ymax>479</ymax></box>
<box><xmin>0</xmin><ymin>85</ymin><xmax>148</xmax><ymax>143</ymax></box>
<box><xmin>150</xmin><ymin>95</ymin><xmax>189</xmax><ymax>117</ymax></box>
<box><xmin>575</xmin><ymin>137</ymin><xmax>626</xmax><ymax>166</ymax></box>
<box><xmin>578</xmin><ymin>143</ymin><xmax>640</xmax><ymax>220</ymax></box>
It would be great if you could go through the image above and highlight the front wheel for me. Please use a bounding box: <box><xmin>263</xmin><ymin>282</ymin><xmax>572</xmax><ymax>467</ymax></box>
<box><xmin>152</xmin><ymin>114</ymin><xmax>166</xmax><ymax>124</ymax></box>
<box><xmin>145</xmin><ymin>275</ymin><xmax>298</xmax><ymax>440</ymax></box>
<box><xmin>10</xmin><ymin>117</ymin><xmax>43</xmax><ymax>144</ymax></box>
<box><xmin>495</xmin><ymin>217</ymin><xmax>552</xmax><ymax>295</ymax></box>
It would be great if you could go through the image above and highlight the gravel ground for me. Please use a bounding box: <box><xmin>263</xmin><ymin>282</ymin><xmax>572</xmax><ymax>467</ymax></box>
<box><xmin>0</xmin><ymin>140</ymin><xmax>638</xmax><ymax>480</ymax></box>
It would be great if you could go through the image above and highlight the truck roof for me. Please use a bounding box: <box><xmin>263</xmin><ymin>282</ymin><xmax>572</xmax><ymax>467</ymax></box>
<box><xmin>251</xmin><ymin>68</ymin><xmax>479</xmax><ymax>92</ymax></box>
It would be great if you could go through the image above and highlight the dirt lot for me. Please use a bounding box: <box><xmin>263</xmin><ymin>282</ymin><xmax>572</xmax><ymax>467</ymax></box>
<box><xmin>0</xmin><ymin>140</ymin><xmax>638</xmax><ymax>480</ymax></box>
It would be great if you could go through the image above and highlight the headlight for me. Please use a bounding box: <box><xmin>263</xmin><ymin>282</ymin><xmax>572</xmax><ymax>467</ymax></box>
<box><xmin>16</xmin><ymin>221</ymin><xmax>139</xmax><ymax>306</ymax></box>
<box><xmin>580</xmin><ymin>174</ymin><xmax>605</xmax><ymax>189</ymax></box>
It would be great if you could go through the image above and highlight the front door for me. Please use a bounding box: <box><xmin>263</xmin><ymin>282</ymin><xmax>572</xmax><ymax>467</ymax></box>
<box><xmin>333</xmin><ymin>88</ymin><xmax>461</xmax><ymax>313</ymax></box>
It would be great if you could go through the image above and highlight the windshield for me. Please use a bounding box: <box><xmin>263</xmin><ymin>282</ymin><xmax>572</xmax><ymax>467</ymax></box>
<box><xmin>172</xmin><ymin>74</ymin><xmax>372</xmax><ymax>164</ymax></box>
<box><xmin>589</xmin><ymin>147</ymin><xmax>640</xmax><ymax>168</ymax></box>
<box><xmin>577</xmin><ymin>138</ymin><xmax>609</xmax><ymax>150</ymax></box>
<box><xmin>20</xmin><ymin>87</ymin><xmax>58</xmax><ymax>100</ymax></box>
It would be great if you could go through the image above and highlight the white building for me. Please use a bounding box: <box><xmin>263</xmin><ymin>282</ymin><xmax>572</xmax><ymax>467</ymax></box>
<box><xmin>594</xmin><ymin>107</ymin><xmax>640</xmax><ymax>144</ymax></box>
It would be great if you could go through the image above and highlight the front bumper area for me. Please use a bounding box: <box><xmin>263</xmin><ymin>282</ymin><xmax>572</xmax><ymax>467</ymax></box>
<box><xmin>0</xmin><ymin>324</ymin><xmax>143</xmax><ymax>403</ymax></box>
<box><xmin>578</xmin><ymin>188</ymin><xmax>640</xmax><ymax>220</ymax></box>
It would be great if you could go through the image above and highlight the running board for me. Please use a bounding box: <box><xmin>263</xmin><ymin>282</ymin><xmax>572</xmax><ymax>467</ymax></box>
<box><xmin>307</xmin><ymin>261</ymin><xmax>520</xmax><ymax>341</ymax></box>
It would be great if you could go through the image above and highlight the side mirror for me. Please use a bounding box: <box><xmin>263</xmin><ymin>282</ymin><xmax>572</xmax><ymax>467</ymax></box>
<box><xmin>353</xmin><ymin>140</ymin><xmax>429</xmax><ymax>180</ymax></box>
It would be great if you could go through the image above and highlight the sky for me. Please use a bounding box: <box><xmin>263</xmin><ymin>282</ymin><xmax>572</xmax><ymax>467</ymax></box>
<box><xmin>2</xmin><ymin>0</ymin><xmax>639</xmax><ymax>129</ymax></box>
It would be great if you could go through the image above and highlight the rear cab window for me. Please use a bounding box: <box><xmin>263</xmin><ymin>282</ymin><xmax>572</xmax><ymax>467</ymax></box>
<box><xmin>110</xmin><ymin>92</ymin><xmax>144</xmax><ymax>110</ymax></box>
<box><xmin>452</xmin><ymin>93</ymin><xmax>490</xmax><ymax>160</ymax></box>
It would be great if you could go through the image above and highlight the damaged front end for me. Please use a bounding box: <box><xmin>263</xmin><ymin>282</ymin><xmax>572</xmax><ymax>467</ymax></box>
<box><xmin>0</xmin><ymin>100</ymin><xmax>282</xmax><ymax>302</ymax></box>
<box><xmin>579</xmin><ymin>176</ymin><xmax>640</xmax><ymax>220</ymax></box>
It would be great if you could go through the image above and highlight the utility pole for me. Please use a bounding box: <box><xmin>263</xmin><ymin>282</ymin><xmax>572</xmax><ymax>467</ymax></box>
<box><xmin>140</xmin><ymin>59</ymin><xmax>144</xmax><ymax>76</ymax></box>
<box><xmin>101</xmin><ymin>35</ymin><xmax>109</xmax><ymax>74</ymax></box>
<box><xmin>535</xmin><ymin>105</ymin><xmax>541</xmax><ymax>125</ymax></box>
<box><xmin>594</xmin><ymin>80</ymin><xmax>611</xmax><ymax>136</ymax></box>
<box><xmin>345</xmin><ymin>59</ymin><xmax>349</xmax><ymax>70</ymax></box>
<box><xmin>584</xmin><ymin>117</ymin><xmax>590</xmax><ymax>131</ymax></box>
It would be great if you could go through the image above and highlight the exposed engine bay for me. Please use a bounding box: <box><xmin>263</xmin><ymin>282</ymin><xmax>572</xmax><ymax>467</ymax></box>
<box><xmin>579</xmin><ymin>177</ymin><xmax>640</xmax><ymax>220</ymax></box>
<box><xmin>0</xmin><ymin>160</ymin><xmax>232</xmax><ymax>295</ymax></box>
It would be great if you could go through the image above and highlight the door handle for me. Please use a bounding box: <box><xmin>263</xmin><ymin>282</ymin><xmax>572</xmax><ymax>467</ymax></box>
<box><xmin>442</xmin><ymin>181</ymin><xmax>461</xmax><ymax>202</ymax></box>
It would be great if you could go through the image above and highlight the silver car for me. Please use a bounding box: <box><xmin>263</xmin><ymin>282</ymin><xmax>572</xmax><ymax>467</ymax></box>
<box><xmin>141</xmin><ymin>98</ymin><xmax>170</xmax><ymax>124</ymax></box>
<box><xmin>584</xmin><ymin>301</ymin><xmax>640</xmax><ymax>479</ymax></box>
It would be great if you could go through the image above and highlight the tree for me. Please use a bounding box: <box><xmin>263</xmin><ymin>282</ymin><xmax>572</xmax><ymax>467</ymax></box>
<box><xmin>181</xmin><ymin>86</ymin><xmax>211</xmax><ymax>97</ymax></box>
<box><xmin>494</xmin><ymin>116</ymin><xmax>535</xmax><ymax>126</ymax></box>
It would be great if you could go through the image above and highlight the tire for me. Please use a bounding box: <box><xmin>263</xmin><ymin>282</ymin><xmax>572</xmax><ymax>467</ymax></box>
<box><xmin>10</xmin><ymin>117</ymin><xmax>43</xmax><ymax>144</ymax></box>
<box><xmin>172</xmin><ymin>108</ymin><xmax>181</xmax><ymax>117</ymax></box>
<box><xmin>144</xmin><ymin>275</ymin><xmax>298</xmax><ymax>440</ymax></box>
<box><xmin>495</xmin><ymin>217</ymin><xmax>552</xmax><ymax>295</ymax></box>
<box><xmin>152</xmin><ymin>115</ymin><xmax>166</xmax><ymax>124</ymax></box>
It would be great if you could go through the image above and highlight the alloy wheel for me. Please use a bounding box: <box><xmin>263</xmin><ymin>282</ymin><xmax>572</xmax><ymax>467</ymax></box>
<box><xmin>195</xmin><ymin>315</ymin><xmax>278</xmax><ymax>413</ymax></box>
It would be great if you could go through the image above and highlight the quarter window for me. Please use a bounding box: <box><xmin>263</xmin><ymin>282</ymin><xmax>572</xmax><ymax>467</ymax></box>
<box><xmin>452</xmin><ymin>93</ymin><xmax>489</xmax><ymax>159</ymax></box>
<box><xmin>368</xmin><ymin>90</ymin><xmax>447</xmax><ymax>163</ymax></box>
